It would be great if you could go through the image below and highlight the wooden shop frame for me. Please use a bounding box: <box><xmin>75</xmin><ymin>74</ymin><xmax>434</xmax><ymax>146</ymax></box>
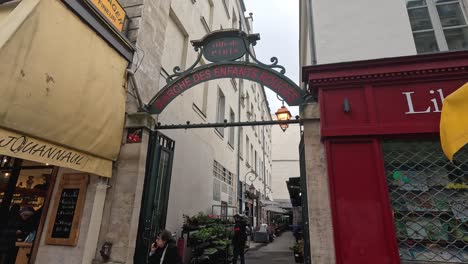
<box><xmin>45</xmin><ymin>173</ymin><xmax>89</xmax><ymax>246</ymax></box>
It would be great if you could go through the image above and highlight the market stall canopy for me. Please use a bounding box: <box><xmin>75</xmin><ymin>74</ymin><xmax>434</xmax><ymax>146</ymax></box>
<box><xmin>263</xmin><ymin>205</ymin><xmax>287</xmax><ymax>214</ymax></box>
<box><xmin>0</xmin><ymin>0</ymin><xmax>132</xmax><ymax>177</ymax></box>
<box><xmin>440</xmin><ymin>82</ymin><xmax>468</xmax><ymax>161</ymax></box>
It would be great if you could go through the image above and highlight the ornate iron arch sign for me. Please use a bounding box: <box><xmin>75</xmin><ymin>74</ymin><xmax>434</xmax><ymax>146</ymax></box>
<box><xmin>145</xmin><ymin>29</ymin><xmax>307</xmax><ymax>114</ymax></box>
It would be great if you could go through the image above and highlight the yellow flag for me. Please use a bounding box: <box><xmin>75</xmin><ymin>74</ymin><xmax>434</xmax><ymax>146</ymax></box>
<box><xmin>440</xmin><ymin>82</ymin><xmax>468</xmax><ymax>161</ymax></box>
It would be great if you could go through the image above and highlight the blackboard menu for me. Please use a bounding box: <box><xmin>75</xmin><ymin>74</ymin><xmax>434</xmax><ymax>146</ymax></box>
<box><xmin>46</xmin><ymin>174</ymin><xmax>88</xmax><ymax>246</ymax></box>
<box><xmin>51</xmin><ymin>188</ymin><xmax>80</xmax><ymax>238</ymax></box>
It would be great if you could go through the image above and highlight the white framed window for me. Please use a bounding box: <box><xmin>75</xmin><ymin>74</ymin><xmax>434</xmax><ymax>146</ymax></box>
<box><xmin>213</xmin><ymin>178</ymin><xmax>221</xmax><ymax>201</ymax></box>
<box><xmin>250</xmin><ymin>103</ymin><xmax>254</xmax><ymax>124</ymax></box>
<box><xmin>216</xmin><ymin>88</ymin><xmax>226</xmax><ymax>136</ymax></box>
<box><xmin>250</xmin><ymin>144</ymin><xmax>254</xmax><ymax>167</ymax></box>
<box><xmin>228</xmin><ymin>186</ymin><xmax>234</xmax><ymax>205</ymax></box>
<box><xmin>193</xmin><ymin>60</ymin><xmax>209</xmax><ymax>118</ymax></box>
<box><xmin>254</xmin><ymin>150</ymin><xmax>258</xmax><ymax>173</ymax></box>
<box><xmin>246</xmin><ymin>136</ymin><xmax>250</xmax><ymax>166</ymax></box>
<box><xmin>228</xmin><ymin>109</ymin><xmax>235</xmax><ymax>147</ymax></box>
<box><xmin>222</xmin><ymin>0</ymin><xmax>230</xmax><ymax>19</ymax></box>
<box><xmin>239</xmin><ymin>127</ymin><xmax>244</xmax><ymax>158</ymax></box>
<box><xmin>406</xmin><ymin>0</ymin><xmax>468</xmax><ymax>53</ymax></box>
<box><xmin>209</xmin><ymin>0</ymin><xmax>214</xmax><ymax>29</ymax></box>
<box><xmin>213</xmin><ymin>160</ymin><xmax>234</xmax><ymax>186</ymax></box>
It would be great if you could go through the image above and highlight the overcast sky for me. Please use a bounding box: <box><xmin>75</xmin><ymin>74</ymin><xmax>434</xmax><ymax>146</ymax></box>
<box><xmin>244</xmin><ymin>0</ymin><xmax>300</xmax><ymax>116</ymax></box>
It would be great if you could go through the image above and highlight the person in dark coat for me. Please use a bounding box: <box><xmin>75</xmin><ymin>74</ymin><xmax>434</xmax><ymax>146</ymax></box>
<box><xmin>0</xmin><ymin>205</ymin><xmax>20</xmax><ymax>264</ymax></box>
<box><xmin>232</xmin><ymin>214</ymin><xmax>247</xmax><ymax>264</ymax></box>
<box><xmin>148</xmin><ymin>230</ymin><xmax>182</xmax><ymax>264</ymax></box>
<box><xmin>15</xmin><ymin>207</ymin><xmax>35</xmax><ymax>242</ymax></box>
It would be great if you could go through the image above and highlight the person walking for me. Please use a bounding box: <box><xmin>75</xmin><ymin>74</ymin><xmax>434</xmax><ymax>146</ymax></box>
<box><xmin>148</xmin><ymin>229</ymin><xmax>182</xmax><ymax>264</ymax></box>
<box><xmin>232</xmin><ymin>214</ymin><xmax>247</xmax><ymax>264</ymax></box>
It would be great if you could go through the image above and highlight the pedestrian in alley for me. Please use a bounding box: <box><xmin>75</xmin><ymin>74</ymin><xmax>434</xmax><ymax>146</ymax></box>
<box><xmin>148</xmin><ymin>229</ymin><xmax>182</xmax><ymax>264</ymax></box>
<box><xmin>232</xmin><ymin>214</ymin><xmax>247</xmax><ymax>264</ymax></box>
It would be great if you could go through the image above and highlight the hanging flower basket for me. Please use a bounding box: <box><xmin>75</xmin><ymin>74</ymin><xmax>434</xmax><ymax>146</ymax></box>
<box><xmin>244</xmin><ymin>191</ymin><xmax>257</xmax><ymax>199</ymax></box>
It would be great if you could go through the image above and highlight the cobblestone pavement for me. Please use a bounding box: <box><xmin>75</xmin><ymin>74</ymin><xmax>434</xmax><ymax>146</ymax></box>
<box><xmin>242</xmin><ymin>231</ymin><xmax>296</xmax><ymax>264</ymax></box>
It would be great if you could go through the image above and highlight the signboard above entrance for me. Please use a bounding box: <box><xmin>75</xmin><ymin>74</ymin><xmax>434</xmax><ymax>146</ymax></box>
<box><xmin>87</xmin><ymin>0</ymin><xmax>126</xmax><ymax>32</ymax></box>
<box><xmin>146</xmin><ymin>30</ymin><xmax>308</xmax><ymax>114</ymax></box>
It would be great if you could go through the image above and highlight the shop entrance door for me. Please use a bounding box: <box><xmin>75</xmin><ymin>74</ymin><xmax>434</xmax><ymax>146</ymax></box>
<box><xmin>134</xmin><ymin>132</ymin><xmax>175</xmax><ymax>264</ymax></box>
<box><xmin>0</xmin><ymin>156</ymin><xmax>56</xmax><ymax>264</ymax></box>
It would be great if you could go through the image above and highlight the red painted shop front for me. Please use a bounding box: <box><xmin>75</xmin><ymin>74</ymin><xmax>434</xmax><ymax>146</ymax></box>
<box><xmin>303</xmin><ymin>51</ymin><xmax>468</xmax><ymax>264</ymax></box>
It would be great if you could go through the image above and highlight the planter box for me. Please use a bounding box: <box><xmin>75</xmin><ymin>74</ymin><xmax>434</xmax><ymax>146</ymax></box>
<box><xmin>294</xmin><ymin>252</ymin><xmax>304</xmax><ymax>263</ymax></box>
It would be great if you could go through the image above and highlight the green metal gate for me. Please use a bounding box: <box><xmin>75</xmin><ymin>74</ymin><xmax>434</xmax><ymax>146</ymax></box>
<box><xmin>134</xmin><ymin>132</ymin><xmax>175</xmax><ymax>264</ymax></box>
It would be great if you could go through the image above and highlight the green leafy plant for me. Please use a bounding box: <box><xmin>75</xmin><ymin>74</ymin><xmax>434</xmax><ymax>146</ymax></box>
<box><xmin>290</xmin><ymin>239</ymin><xmax>304</xmax><ymax>255</ymax></box>
<box><xmin>191</xmin><ymin>227</ymin><xmax>215</xmax><ymax>242</ymax></box>
<box><xmin>203</xmin><ymin>247</ymin><xmax>218</xmax><ymax>255</ymax></box>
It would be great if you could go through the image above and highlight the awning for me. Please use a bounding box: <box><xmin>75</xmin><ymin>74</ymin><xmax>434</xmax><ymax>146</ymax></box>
<box><xmin>0</xmin><ymin>0</ymin><xmax>130</xmax><ymax>177</ymax></box>
<box><xmin>440</xmin><ymin>83</ymin><xmax>468</xmax><ymax>161</ymax></box>
<box><xmin>263</xmin><ymin>205</ymin><xmax>287</xmax><ymax>214</ymax></box>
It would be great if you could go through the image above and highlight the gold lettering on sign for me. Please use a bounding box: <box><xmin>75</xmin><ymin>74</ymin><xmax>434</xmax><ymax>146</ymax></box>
<box><xmin>88</xmin><ymin>0</ymin><xmax>126</xmax><ymax>31</ymax></box>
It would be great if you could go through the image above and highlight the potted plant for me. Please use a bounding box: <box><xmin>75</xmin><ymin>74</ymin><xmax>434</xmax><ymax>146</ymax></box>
<box><xmin>290</xmin><ymin>239</ymin><xmax>304</xmax><ymax>263</ymax></box>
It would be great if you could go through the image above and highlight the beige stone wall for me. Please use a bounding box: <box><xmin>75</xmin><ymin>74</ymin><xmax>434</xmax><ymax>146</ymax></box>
<box><xmin>35</xmin><ymin>169</ymin><xmax>100</xmax><ymax>264</ymax></box>
<box><xmin>93</xmin><ymin>128</ymin><xmax>151</xmax><ymax>264</ymax></box>
<box><xmin>301</xmin><ymin>102</ymin><xmax>336</xmax><ymax>264</ymax></box>
<box><xmin>91</xmin><ymin>0</ymin><xmax>273</xmax><ymax>263</ymax></box>
<box><xmin>90</xmin><ymin>1</ymin><xmax>171</xmax><ymax>262</ymax></box>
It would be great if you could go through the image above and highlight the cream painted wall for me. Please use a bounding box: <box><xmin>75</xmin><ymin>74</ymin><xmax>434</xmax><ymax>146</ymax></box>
<box><xmin>271</xmin><ymin>119</ymin><xmax>301</xmax><ymax>200</ymax></box>
<box><xmin>307</xmin><ymin>0</ymin><xmax>417</xmax><ymax>64</ymax></box>
<box><xmin>157</xmin><ymin>0</ymin><xmax>273</xmax><ymax>234</ymax></box>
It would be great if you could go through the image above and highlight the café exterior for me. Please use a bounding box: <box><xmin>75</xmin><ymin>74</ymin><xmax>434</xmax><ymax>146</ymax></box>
<box><xmin>0</xmin><ymin>0</ymin><xmax>132</xmax><ymax>263</ymax></box>
<box><xmin>302</xmin><ymin>51</ymin><xmax>468</xmax><ymax>264</ymax></box>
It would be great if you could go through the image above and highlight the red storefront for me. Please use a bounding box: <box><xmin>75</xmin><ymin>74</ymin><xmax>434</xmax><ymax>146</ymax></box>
<box><xmin>303</xmin><ymin>51</ymin><xmax>468</xmax><ymax>264</ymax></box>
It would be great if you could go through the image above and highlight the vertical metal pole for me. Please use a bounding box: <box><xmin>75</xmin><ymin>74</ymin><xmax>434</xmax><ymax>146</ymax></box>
<box><xmin>237</xmin><ymin>80</ymin><xmax>242</xmax><ymax>214</ymax></box>
<box><xmin>262</xmin><ymin>117</ymin><xmax>266</xmax><ymax>220</ymax></box>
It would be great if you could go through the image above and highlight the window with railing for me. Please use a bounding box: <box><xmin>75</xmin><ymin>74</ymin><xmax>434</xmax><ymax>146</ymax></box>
<box><xmin>213</xmin><ymin>160</ymin><xmax>235</xmax><ymax>204</ymax></box>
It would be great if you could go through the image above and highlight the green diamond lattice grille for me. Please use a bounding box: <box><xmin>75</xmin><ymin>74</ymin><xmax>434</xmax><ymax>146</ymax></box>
<box><xmin>383</xmin><ymin>141</ymin><xmax>467</xmax><ymax>263</ymax></box>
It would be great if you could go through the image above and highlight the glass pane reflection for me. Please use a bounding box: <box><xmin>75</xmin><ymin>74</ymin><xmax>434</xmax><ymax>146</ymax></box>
<box><xmin>437</xmin><ymin>3</ymin><xmax>467</xmax><ymax>27</ymax></box>
<box><xmin>414</xmin><ymin>31</ymin><xmax>440</xmax><ymax>53</ymax></box>
<box><xmin>444</xmin><ymin>27</ymin><xmax>468</xmax><ymax>49</ymax></box>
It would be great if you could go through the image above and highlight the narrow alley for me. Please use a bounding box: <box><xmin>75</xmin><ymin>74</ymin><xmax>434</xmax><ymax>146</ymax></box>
<box><xmin>245</xmin><ymin>231</ymin><xmax>296</xmax><ymax>264</ymax></box>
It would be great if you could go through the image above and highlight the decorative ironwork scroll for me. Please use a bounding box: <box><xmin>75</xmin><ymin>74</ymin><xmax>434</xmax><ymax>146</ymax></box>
<box><xmin>145</xmin><ymin>29</ymin><xmax>308</xmax><ymax>114</ymax></box>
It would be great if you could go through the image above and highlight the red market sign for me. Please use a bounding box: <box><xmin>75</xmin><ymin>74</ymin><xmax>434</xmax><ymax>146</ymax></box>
<box><xmin>146</xmin><ymin>29</ymin><xmax>308</xmax><ymax>114</ymax></box>
<box><xmin>148</xmin><ymin>62</ymin><xmax>305</xmax><ymax>114</ymax></box>
<box><xmin>203</xmin><ymin>37</ymin><xmax>246</xmax><ymax>62</ymax></box>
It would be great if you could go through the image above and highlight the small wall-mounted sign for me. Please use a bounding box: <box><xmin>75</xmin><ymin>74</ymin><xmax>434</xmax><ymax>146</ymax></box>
<box><xmin>127</xmin><ymin>128</ymin><xmax>142</xmax><ymax>143</ymax></box>
<box><xmin>86</xmin><ymin>0</ymin><xmax>126</xmax><ymax>32</ymax></box>
<box><xmin>203</xmin><ymin>37</ymin><xmax>246</xmax><ymax>62</ymax></box>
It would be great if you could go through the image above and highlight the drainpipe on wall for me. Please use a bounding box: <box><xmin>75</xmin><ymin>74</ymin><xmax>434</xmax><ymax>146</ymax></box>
<box><xmin>307</xmin><ymin>0</ymin><xmax>317</xmax><ymax>65</ymax></box>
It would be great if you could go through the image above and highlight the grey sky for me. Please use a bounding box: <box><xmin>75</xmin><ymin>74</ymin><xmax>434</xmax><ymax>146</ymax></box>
<box><xmin>245</xmin><ymin>0</ymin><xmax>300</xmax><ymax>116</ymax></box>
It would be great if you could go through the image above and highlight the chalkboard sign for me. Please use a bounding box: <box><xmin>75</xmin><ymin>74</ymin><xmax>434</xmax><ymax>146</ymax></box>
<box><xmin>46</xmin><ymin>174</ymin><xmax>88</xmax><ymax>246</ymax></box>
<box><xmin>51</xmin><ymin>188</ymin><xmax>80</xmax><ymax>238</ymax></box>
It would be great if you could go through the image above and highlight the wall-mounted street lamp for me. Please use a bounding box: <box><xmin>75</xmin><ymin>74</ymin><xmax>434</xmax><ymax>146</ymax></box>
<box><xmin>249</xmin><ymin>183</ymin><xmax>255</xmax><ymax>193</ymax></box>
<box><xmin>275</xmin><ymin>95</ymin><xmax>292</xmax><ymax>132</ymax></box>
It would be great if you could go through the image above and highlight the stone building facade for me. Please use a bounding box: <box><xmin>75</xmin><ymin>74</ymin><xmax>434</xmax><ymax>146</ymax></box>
<box><xmin>92</xmin><ymin>0</ymin><xmax>273</xmax><ymax>263</ymax></box>
<box><xmin>299</xmin><ymin>0</ymin><xmax>468</xmax><ymax>263</ymax></box>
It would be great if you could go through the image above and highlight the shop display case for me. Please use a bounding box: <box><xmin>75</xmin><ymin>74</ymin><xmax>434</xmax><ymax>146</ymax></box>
<box><xmin>384</xmin><ymin>141</ymin><xmax>468</xmax><ymax>263</ymax></box>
